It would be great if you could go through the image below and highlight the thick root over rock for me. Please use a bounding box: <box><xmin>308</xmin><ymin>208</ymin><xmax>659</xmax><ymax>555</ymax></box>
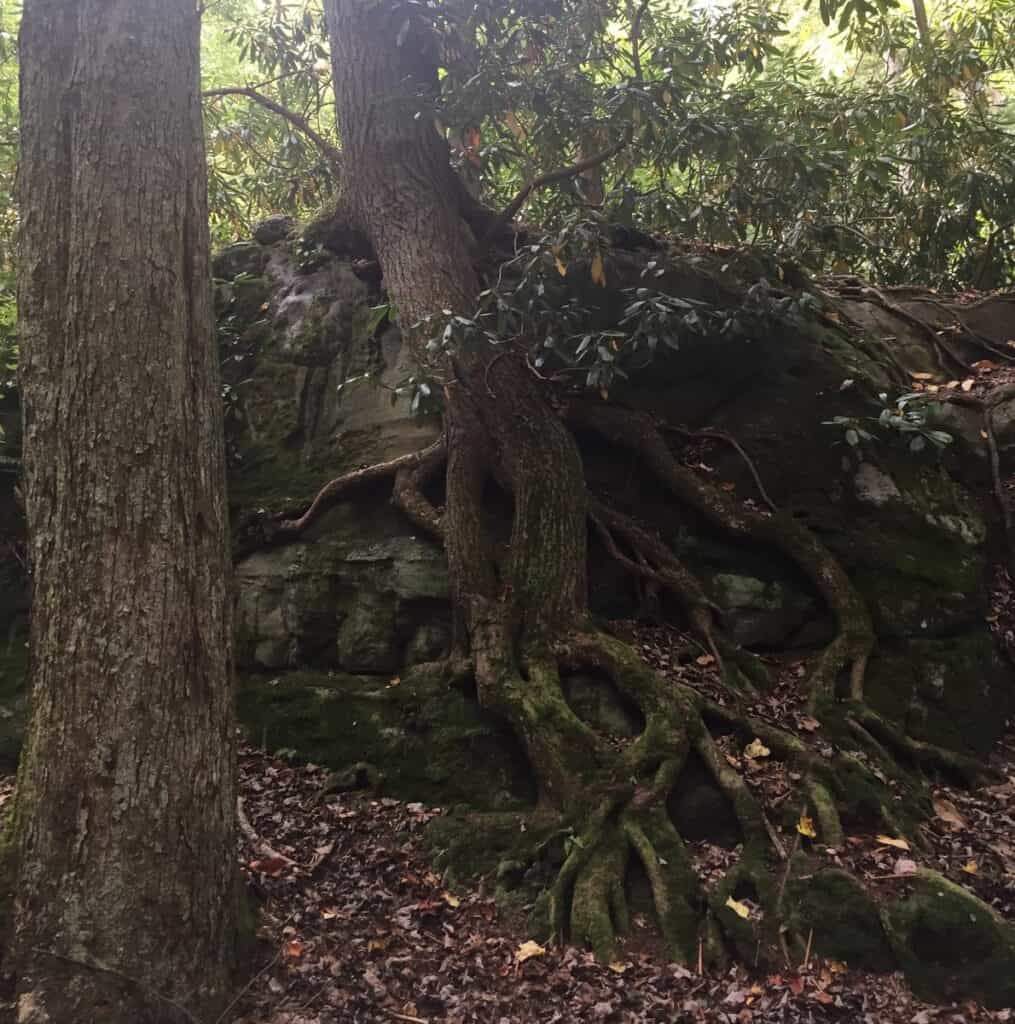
<box><xmin>269</xmin><ymin>384</ymin><xmax>989</xmax><ymax>969</ymax></box>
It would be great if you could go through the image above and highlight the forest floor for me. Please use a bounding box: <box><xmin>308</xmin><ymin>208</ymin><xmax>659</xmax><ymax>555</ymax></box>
<box><xmin>227</xmin><ymin>701</ymin><xmax>1015</xmax><ymax>1024</ymax></box>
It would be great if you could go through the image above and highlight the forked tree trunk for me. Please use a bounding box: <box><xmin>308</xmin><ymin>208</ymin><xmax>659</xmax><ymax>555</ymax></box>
<box><xmin>12</xmin><ymin>1</ymin><xmax>236</xmax><ymax>1020</ymax></box>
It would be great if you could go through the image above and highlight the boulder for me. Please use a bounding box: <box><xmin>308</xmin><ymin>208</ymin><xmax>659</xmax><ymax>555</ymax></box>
<box><xmin>882</xmin><ymin>869</ymin><xmax>1015</xmax><ymax>1008</ymax></box>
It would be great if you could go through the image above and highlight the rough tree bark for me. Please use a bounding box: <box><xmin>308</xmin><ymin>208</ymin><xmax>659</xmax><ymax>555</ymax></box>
<box><xmin>10</xmin><ymin>1</ymin><xmax>236</xmax><ymax>1021</ymax></box>
<box><xmin>318</xmin><ymin>0</ymin><xmax>986</xmax><ymax>966</ymax></box>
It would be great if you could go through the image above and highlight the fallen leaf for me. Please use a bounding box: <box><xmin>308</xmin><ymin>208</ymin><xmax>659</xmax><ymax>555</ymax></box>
<box><xmin>515</xmin><ymin>939</ymin><xmax>546</xmax><ymax>964</ymax></box>
<box><xmin>555</xmin><ymin>256</ymin><xmax>567</xmax><ymax>276</ymax></box>
<box><xmin>933</xmin><ymin>796</ymin><xmax>967</xmax><ymax>830</ymax></box>
<box><xmin>286</xmin><ymin>939</ymin><xmax>305</xmax><ymax>958</ymax></box>
<box><xmin>910</xmin><ymin>372</ymin><xmax>935</xmax><ymax>381</ymax></box>
<box><xmin>744</xmin><ymin>738</ymin><xmax>771</xmax><ymax>760</ymax></box>
<box><xmin>608</xmin><ymin>960</ymin><xmax>629</xmax><ymax>974</ymax></box>
<box><xmin>695</xmin><ymin>654</ymin><xmax>716</xmax><ymax>666</ymax></box>
<box><xmin>797</xmin><ymin>814</ymin><xmax>817</xmax><ymax>838</ymax></box>
<box><xmin>798</xmin><ymin>716</ymin><xmax>821</xmax><ymax>732</ymax></box>
<box><xmin>725</xmin><ymin>896</ymin><xmax>751</xmax><ymax>919</ymax></box>
<box><xmin>875</xmin><ymin>835</ymin><xmax>910</xmax><ymax>851</ymax></box>
<box><xmin>249</xmin><ymin>856</ymin><xmax>291</xmax><ymax>877</ymax></box>
<box><xmin>894</xmin><ymin>857</ymin><xmax>918</xmax><ymax>875</ymax></box>
<box><xmin>961</xmin><ymin>378</ymin><xmax>975</xmax><ymax>392</ymax></box>
<box><xmin>961</xmin><ymin>859</ymin><xmax>979</xmax><ymax>875</ymax></box>
<box><xmin>442</xmin><ymin>891</ymin><xmax>461</xmax><ymax>908</ymax></box>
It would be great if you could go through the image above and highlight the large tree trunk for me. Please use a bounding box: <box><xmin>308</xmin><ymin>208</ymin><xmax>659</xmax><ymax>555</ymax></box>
<box><xmin>327</xmin><ymin>0</ymin><xmax>590</xmax><ymax>804</ymax></box>
<box><xmin>11</xmin><ymin>1</ymin><xmax>236</xmax><ymax>1020</ymax></box>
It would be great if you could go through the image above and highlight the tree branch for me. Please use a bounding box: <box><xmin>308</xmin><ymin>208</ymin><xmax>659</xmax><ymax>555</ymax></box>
<box><xmin>202</xmin><ymin>86</ymin><xmax>343</xmax><ymax>174</ymax></box>
<box><xmin>479</xmin><ymin>129</ymin><xmax>632</xmax><ymax>249</ymax></box>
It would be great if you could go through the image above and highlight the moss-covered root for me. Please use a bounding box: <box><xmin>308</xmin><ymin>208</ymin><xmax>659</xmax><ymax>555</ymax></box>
<box><xmin>623</xmin><ymin>806</ymin><xmax>703</xmax><ymax>963</ymax></box>
<box><xmin>569</xmin><ymin>823</ymin><xmax>630</xmax><ymax>961</ymax></box>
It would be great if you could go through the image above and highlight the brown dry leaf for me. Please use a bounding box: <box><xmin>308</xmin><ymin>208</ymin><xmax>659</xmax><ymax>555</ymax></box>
<box><xmin>961</xmin><ymin>378</ymin><xmax>976</xmax><ymax>392</ymax></box>
<box><xmin>910</xmin><ymin>372</ymin><xmax>935</xmax><ymax>381</ymax></box>
<box><xmin>798</xmin><ymin>716</ymin><xmax>821</xmax><ymax>732</ymax></box>
<box><xmin>514</xmin><ymin>940</ymin><xmax>546</xmax><ymax>964</ymax></box>
<box><xmin>286</xmin><ymin>939</ymin><xmax>305</xmax><ymax>958</ymax></box>
<box><xmin>875</xmin><ymin>834</ymin><xmax>910</xmax><ymax>851</ymax></box>
<box><xmin>608</xmin><ymin>960</ymin><xmax>630</xmax><ymax>974</ymax></box>
<box><xmin>442</xmin><ymin>891</ymin><xmax>461</xmax><ymax>908</ymax></box>
<box><xmin>933</xmin><ymin>796</ymin><xmax>968</xmax><ymax>830</ymax></box>
<box><xmin>249</xmin><ymin>855</ymin><xmax>291</xmax><ymax>877</ymax></box>
<box><xmin>695</xmin><ymin>654</ymin><xmax>716</xmax><ymax>666</ymax></box>
<box><xmin>894</xmin><ymin>857</ymin><xmax>918</xmax><ymax>875</ymax></box>
<box><xmin>387</xmin><ymin>676</ymin><xmax>401</xmax><ymax>687</ymax></box>
<box><xmin>961</xmin><ymin>859</ymin><xmax>979</xmax><ymax>875</ymax></box>
<box><xmin>555</xmin><ymin>256</ymin><xmax>567</xmax><ymax>276</ymax></box>
<box><xmin>725</xmin><ymin>896</ymin><xmax>751</xmax><ymax>919</ymax></box>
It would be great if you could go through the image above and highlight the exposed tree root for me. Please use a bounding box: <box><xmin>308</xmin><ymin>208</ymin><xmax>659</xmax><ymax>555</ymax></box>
<box><xmin>567</xmin><ymin>400</ymin><xmax>875</xmax><ymax>714</ymax></box>
<box><xmin>253</xmin><ymin>388</ymin><xmax>988</xmax><ymax>965</ymax></box>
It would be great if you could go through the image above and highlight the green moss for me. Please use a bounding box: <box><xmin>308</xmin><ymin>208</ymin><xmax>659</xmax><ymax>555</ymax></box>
<box><xmin>789</xmin><ymin>869</ymin><xmax>892</xmax><ymax>970</ymax></box>
<box><xmin>882</xmin><ymin>870</ymin><xmax>1015</xmax><ymax>1009</ymax></box>
<box><xmin>864</xmin><ymin>632</ymin><xmax>1010</xmax><ymax>756</ymax></box>
<box><xmin>237</xmin><ymin>670</ymin><xmax>534</xmax><ymax>808</ymax></box>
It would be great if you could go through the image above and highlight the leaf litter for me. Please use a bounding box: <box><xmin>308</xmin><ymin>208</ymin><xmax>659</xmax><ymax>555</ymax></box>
<box><xmin>227</xmin><ymin>741</ymin><xmax>1014</xmax><ymax>1023</ymax></box>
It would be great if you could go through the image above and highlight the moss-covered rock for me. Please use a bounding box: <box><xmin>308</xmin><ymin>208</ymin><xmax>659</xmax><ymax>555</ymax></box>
<box><xmin>237</xmin><ymin>669</ymin><xmax>534</xmax><ymax>809</ymax></box>
<box><xmin>788</xmin><ymin>868</ymin><xmax>892</xmax><ymax>970</ymax></box>
<box><xmin>864</xmin><ymin>632</ymin><xmax>1008</xmax><ymax>756</ymax></box>
<box><xmin>882</xmin><ymin>869</ymin><xmax>1015</xmax><ymax>1009</ymax></box>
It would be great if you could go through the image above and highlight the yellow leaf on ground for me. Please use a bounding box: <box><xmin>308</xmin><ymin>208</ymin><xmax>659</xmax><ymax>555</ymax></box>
<box><xmin>725</xmin><ymin>896</ymin><xmax>751</xmax><ymax>919</ymax></box>
<box><xmin>515</xmin><ymin>940</ymin><xmax>546</xmax><ymax>964</ymax></box>
<box><xmin>608</xmin><ymin>960</ymin><xmax>630</xmax><ymax>974</ymax></box>
<box><xmin>961</xmin><ymin>860</ymin><xmax>979</xmax><ymax>875</ymax></box>
<box><xmin>875</xmin><ymin>834</ymin><xmax>910</xmax><ymax>851</ymax></box>
<box><xmin>910</xmin><ymin>372</ymin><xmax>934</xmax><ymax>381</ymax></box>
<box><xmin>744</xmin><ymin>738</ymin><xmax>771</xmax><ymax>760</ymax></box>
<box><xmin>555</xmin><ymin>256</ymin><xmax>567</xmax><ymax>276</ymax></box>
<box><xmin>797</xmin><ymin>814</ymin><xmax>817</xmax><ymax>838</ymax></box>
<box><xmin>442</xmin><ymin>892</ymin><xmax>461</xmax><ymax>908</ymax></box>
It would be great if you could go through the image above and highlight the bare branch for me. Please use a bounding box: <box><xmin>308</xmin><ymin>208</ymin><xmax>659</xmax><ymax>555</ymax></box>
<box><xmin>479</xmin><ymin>129</ymin><xmax>633</xmax><ymax>249</ymax></box>
<box><xmin>202</xmin><ymin>86</ymin><xmax>343</xmax><ymax>174</ymax></box>
<box><xmin>275</xmin><ymin>438</ymin><xmax>446</xmax><ymax>540</ymax></box>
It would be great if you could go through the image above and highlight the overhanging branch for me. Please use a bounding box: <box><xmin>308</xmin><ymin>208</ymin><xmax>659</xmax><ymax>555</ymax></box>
<box><xmin>479</xmin><ymin>128</ymin><xmax>633</xmax><ymax>249</ymax></box>
<box><xmin>202</xmin><ymin>86</ymin><xmax>343</xmax><ymax>175</ymax></box>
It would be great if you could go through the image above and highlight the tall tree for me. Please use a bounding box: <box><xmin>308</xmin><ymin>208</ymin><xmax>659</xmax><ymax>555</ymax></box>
<box><xmin>11</xmin><ymin>1</ymin><xmax>236</xmax><ymax>1020</ymax></box>
<box><xmin>313</xmin><ymin>0</ymin><xmax>959</xmax><ymax>964</ymax></box>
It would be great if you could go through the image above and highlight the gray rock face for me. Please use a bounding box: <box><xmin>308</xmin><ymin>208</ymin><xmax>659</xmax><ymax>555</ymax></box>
<box><xmin>216</xmin><ymin>234</ymin><xmax>1012</xmax><ymax>771</ymax></box>
<box><xmin>235</xmin><ymin>504</ymin><xmax>449</xmax><ymax>674</ymax></box>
